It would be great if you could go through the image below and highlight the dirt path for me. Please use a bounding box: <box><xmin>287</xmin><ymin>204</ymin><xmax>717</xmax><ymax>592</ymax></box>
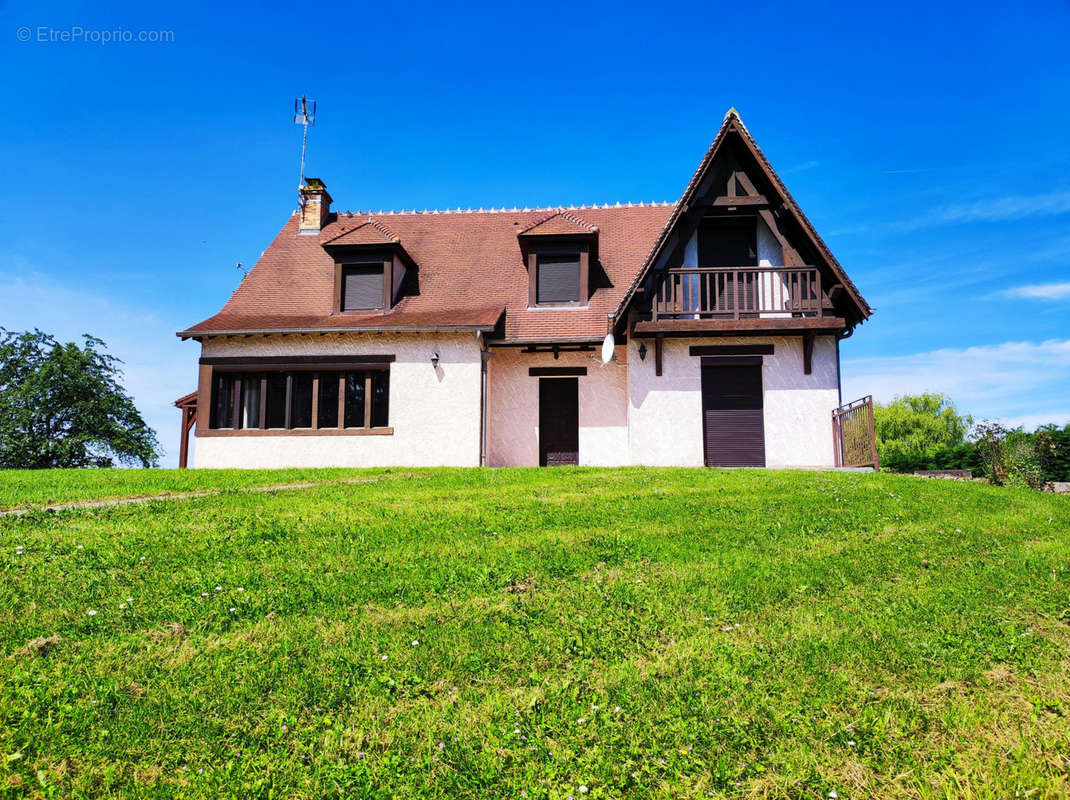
<box><xmin>0</xmin><ymin>475</ymin><xmax>396</xmax><ymax>517</ymax></box>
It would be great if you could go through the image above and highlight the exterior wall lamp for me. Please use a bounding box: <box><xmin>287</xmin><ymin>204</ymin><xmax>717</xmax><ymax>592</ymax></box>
<box><xmin>431</xmin><ymin>352</ymin><xmax>440</xmax><ymax>368</ymax></box>
<box><xmin>638</xmin><ymin>343</ymin><xmax>647</xmax><ymax>361</ymax></box>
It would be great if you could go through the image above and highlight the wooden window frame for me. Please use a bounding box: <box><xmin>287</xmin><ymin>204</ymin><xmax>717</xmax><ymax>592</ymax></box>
<box><xmin>333</xmin><ymin>253</ymin><xmax>394</xmax><ymax>314</ymax></box>
<box><xmin>203</xmin><ymin>359</ymin><xmax>393</xmax><ymax>436</ymax></box>
<box><xmin>527</xmin><ymin>243</ymin><xmax>589</xmax><ymax>308</ymax></box>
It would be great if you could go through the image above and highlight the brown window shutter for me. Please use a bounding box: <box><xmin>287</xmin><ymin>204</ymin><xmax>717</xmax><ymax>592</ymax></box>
<box><xmin>536</xmin><ymin>254</ymin><xmax>580</xmax><ymax>304</ymax></box>
<box><xmin>342</xmin><ymin>265</ymin><xmax>385</xmax><ymax>310</ymax></box>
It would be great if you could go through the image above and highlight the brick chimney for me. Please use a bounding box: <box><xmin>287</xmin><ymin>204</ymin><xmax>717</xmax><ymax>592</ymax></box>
<box><xmin>298</xmin><ymin>178</ymin><xmax>332</xmax><ymax>233</ymax></box>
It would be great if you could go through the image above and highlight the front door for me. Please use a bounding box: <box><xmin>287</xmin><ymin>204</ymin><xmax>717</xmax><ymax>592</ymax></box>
<box><xmin>539</xmin><ymin>378</ymin><xmax>579</xmax><ymax>466</ymax></box>
<box><xmin>701</xmin><ymin>363</ymin><xmax>765</xmax><ymax>467</ymax></box>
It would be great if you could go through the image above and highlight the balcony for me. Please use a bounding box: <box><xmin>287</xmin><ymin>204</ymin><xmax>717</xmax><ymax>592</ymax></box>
<box><xmin>634</xmin><ymin>266</ymin><xmax>846</xmax><ymax>337</ymax></box>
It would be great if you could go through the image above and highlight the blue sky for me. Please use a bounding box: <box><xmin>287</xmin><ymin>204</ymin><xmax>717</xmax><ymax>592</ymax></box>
<box><xmin>2</xmin><ymin>0</ymin><xmax>1069</xmax><ymax>466</ymax></box>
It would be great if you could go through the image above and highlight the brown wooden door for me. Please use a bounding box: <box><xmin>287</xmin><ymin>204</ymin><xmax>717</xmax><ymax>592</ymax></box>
<box><xmin>701</xmin><ymin>364</ymin><xmax>765</xmax><ymax>467</ymax></box>
<box><xmin>539</xmin><ymin>378</ymin><xmax>579</xmax><ymax>466</ymax></box>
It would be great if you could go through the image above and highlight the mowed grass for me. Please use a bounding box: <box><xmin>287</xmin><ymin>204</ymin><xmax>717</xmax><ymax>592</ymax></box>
<box><xmin>0</xmin><ymin>468</ymin><xmax>370</xmax><ymax>511</ymax></box>
<box><xmin>1</xmin><ymin>469</ymin><xmax>1068</xmax><ymax>799</ymax></box>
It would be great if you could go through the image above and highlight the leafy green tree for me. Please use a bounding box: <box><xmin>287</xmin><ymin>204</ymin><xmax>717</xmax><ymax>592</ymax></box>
<box><xmin>874</xmin><ymin>393</ymin><xmax>973</xmax><ymax>472</ymax></box>
<box><xmin>0</xmin><ymin>329</ymin><xmax>159</xmax><ymax>468</ymax></box>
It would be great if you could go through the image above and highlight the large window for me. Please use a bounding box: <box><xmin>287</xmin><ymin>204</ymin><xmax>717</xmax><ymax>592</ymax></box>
<box><xmin>208</xmin><ymin>367</ymin><xmax>390</xmax><ymax>432</ymax></box>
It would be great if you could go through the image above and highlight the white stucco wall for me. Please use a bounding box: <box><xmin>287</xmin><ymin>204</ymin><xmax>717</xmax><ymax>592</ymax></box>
<box><xmin>193</xmin><ymin>332</ymin><xmax>482</xmax><ymax>468</ymax></box>
<box><xmin>486</xmin><ymin>348</ymin><xmax>629</xmax><ymax>467</ymax></box>
<box><xmin>627</xmin><ymin>335</ymin><xmax>839</xmax><ymax>468</ymax></box>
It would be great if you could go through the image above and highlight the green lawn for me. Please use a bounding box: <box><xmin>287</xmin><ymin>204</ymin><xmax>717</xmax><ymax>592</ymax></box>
<box><xmin>1</xmin><ymin>468</ymin><xmax>1068</xmax><ymax>798</ymax></box>
<box><xmin>0</xmin><ymin>468</ymin><xmax>373</xmax><ymax>511</ymax></box>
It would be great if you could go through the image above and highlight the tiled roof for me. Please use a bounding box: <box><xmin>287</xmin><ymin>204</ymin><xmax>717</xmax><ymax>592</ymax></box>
<box><xmin>180</xmin><ymin>307</ymin><xmax>504</xmax><ymax>336</ymax></box>
<box><xmin>321</xmin><ymin>219</ymin><xmax>400</xmax><ymax>246</ymax></box>
<box><xmin>180</xmin><ymin>112</ymin><xmax>870</xmax><ymax>341</ymax></box>
<box><xmin>182</xmin><ymin>204</ymin><xmax>674</xmax><ymax>341</ymax></box>
<box><xmin>518</xmin><ymin>209</ymin><xmax>599</xmax><ymax>236</ymax></box>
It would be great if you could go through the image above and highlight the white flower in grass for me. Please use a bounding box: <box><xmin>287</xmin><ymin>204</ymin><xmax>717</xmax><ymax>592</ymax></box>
<box><xmin>237</xmin><ymin>587</ymin><xmax>245</xmax><ymax>592</ymax></box>
<box><xmin>847</xmin><ymin>739</ymin><xmax>855</xmax><ymax>746</ymax></box>
<box><xmin>86</xmin><ymin>609</ymin><xmax>97</xmax><ymax>616</ymax></box>
<box><xmin>229</xmin><ymin>607</ymin><xmax>237</xmax><ymax>613</ymax></box>
<box><xmin>125</xmin><ymin>597</ymin><xmax>133</xmax><ymax>603</ymax></box>
<box><xmin>119</xmin><ymin>603</ymin><xmax>127</xmax><ymax>610</ymax></box>
<box><xmin>201</xmin><ymin>592</ymin><xmax>209</xmax><ymax>598</ymax></box>
<box><xmin>578</xmin><ymin>785</ymin><xmax>589</xmax><ymax>794</ymax></box>
<box><xmin>411</xmin><ymin>639</ymin><xmax>419</xmax><ymax>646</ymax></box>
<box><xmin>828</xmin><ymin>792</ymin><xmax>838</xmax><ymax>799</ymax></box>
<box><xmin>215</xmin><ymin>586</ymin><xmax>222</xmax><ymax>592</ymax></box>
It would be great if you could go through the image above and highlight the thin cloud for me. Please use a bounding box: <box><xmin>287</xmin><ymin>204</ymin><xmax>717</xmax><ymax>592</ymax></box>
<box><xmin>842</xmin><ymin>339</ymin><xmax>1070</xmax><ymax>429</ymax></box>
<box><xmin>897</xmin><ymin>189</ymin><xmax>1070</xmax><ymax>232</ymax></box>
<box><xmin>831</xmin><ymin>189</ymin><xmax>1070</xmax><ymax>236</ymax></box>
<box><xmin>783</xmin><ymin>159</ymin><xmax>818</xmax><ymax>175</ymax></box>
<box><xmin>1003</xmin><ymin>281</ymin><xmax>1070</xmax><ymax>300</ymax></box>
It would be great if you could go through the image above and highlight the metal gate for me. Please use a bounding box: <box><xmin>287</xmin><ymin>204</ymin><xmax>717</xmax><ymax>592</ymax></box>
<box><xmin>832</xmin><ymin>395</ymin><xmax>879</xmax><ymax>469</ymax></box>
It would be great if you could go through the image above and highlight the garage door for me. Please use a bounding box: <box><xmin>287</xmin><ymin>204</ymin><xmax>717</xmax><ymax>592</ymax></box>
<box><xmin>701</xmin><ymin>363</ymin><xmax>765</xmax><ymax>467</ymax></box>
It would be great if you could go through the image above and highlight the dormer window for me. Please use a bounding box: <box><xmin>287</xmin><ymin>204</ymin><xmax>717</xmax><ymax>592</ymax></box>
<box><xmin>517</xmin><ymin>210</ymin><xmax>598</xmax><ymax>309</ymax></box>
<box><xmin>341</xmin><ymin>260</ymin><xmax>387</xmax><ymax>311</ymax></box>
<box><xmin>322</xmin><ymin>219</ymin><xmax>416</xmax><ymax>315</ymax></box>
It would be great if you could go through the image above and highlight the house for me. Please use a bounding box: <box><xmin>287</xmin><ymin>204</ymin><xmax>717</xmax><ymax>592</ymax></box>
<box><xmin>176</xmin><ymin>109</ymin><xmax>875</xmax><ymax>469</ymax></box>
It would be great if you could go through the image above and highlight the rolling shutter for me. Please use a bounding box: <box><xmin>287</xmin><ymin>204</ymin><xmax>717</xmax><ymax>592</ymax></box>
<box><xmin>536</xmin><ymin>254</ymin><xmax>580</xmax><ymax>304</ymax></box>
<box><xmin>342</xmin><ymin>264</ymin><xmax>384</xmax><ymax>310</ymax></box>
<box><xmin>701</xmin><ymin>364</ymin><xmax>765</xmax><ymax>467</ymax></box>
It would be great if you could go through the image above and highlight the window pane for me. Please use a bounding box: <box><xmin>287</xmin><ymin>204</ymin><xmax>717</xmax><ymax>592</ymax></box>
<box><xmin>318</xmin><ymin>372</ymin><xmax>339</xmax><ymax>428</ymax></box>
<box><xmin>344</xmin><ymin>371</ymin><xmax>366</xmax><ymax>428</ymax></box>
<box><xmin>211</xmin><ymin>375</ymin><xmax>235</xmax><ymax>429</ymax></box>
<box><xmin>290</xmin><ymin>372</ymin><xmax>314</xmax><ymax>428</ymax></box>
<box><xmin>536</xmin><ymin>253</ymin><xmax>580</xmax><ymax>304</ymax></box>
<box><xmin>242</xmin><ymin>376</ymin><xmax>261</xmax><ymax>429</ymax></box>
<box><xmin>342</xmin><ymin>264</ymin><xmax>384</xmax><ymax>310</ymax></box>
<box><xmin>370</xmin><ymin>370</ymin><xmax>389</xmax><ymax>428</ymax></box>
<box><xmin>265</xmin><ymin>374</ymin><xmax>287</xmax><ymax>428</ymax></box>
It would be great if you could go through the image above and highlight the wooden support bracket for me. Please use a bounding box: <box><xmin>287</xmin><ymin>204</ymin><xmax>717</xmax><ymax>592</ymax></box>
<box><xmin>802</xmin><ymin>332</ymin><xmax>815</xmax><ymax>375</ymax></box>
<box><xmin>655</xmin><ymin>333</ymin><xmax>664</xmax><ymax>377</ymax></box>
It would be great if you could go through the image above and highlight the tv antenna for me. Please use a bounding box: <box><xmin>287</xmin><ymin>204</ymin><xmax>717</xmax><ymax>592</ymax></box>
<box><xmin>293</xmin><ymin>95</ymin><xmax>317</xmax><ymax>194</ymax></box>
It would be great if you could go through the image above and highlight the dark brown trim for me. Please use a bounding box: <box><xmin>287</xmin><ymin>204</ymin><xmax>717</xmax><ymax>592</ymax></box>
<box><xmin>634</xmin><ymin>316</ymin><xmax>846</xmax><ymax>336</ymax></box>
<box><xmin>689</xmin><ymin>344</ymin><xmax>774</xmax><ymax>356</ymax></box>
<box><xmin>655</xmin><ymin>333</ymin><xmax>664</xmax><ymax>377</ymax></box>
<box><xmin>529</xmin><ymin>366</ymin><xmax>587</xmax><ymax>377</ymax></box>
<box><xmin>803</xmin><ymin>331</ymin><xmax>815</xmax><ymax>376</ymax></box>
<box><xmin>201</xmin><ymin>355</ymin><xmax>395</xmax><ymax>370</ymax></box>
<box><xmin>197</xmin><ymin>427</ymin><xmax>394</xmax><ymax>438</ymax></box>
<box><xmin>700</xmin><ymin>356</ymin><xmax>763</xmax><ymax>366</ymax></box>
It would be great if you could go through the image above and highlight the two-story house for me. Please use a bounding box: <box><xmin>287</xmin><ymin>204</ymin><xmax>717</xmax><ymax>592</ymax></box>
<box><xmin>176</xmin><ymin>110</ymin><xmax>875</xmax><ymax>469</ymax></box>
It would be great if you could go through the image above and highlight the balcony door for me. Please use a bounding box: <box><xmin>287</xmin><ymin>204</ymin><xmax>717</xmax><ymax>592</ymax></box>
<box><xmin>539</xmin><ymin>378</ymin><xmax>579</xmax><ymax>466</ymax></box>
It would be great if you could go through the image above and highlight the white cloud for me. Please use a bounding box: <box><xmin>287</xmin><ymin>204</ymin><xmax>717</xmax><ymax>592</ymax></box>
<box><xmin>842</xmin><ymin>339</ymin><xmax>1070</xmax><ymax>430</ymax></box>
<box><xmin>0</xmin><ymin>266</ymin><xmax>194</xmax><ymax>467</ymax></box>
<box><xmin>1003</xmin><ymin>281</ymin><xmax>1070</xmax><ymax>300</ymax></box>
<box><xmin>920</xmin><ymin>189</ymin><xmax>1070</xmax><ymax>227</ymax></box>
<box><xmin>832</xmin><ymin>189</ymin><xmax>1070</xmax><ymax>236</ymax></box>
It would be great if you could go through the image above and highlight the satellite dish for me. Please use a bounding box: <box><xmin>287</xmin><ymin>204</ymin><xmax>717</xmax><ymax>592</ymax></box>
<box><xmin>601</xmin><ymin>333</ymin><xmax>615</xmax><ymax>364</ymax></box>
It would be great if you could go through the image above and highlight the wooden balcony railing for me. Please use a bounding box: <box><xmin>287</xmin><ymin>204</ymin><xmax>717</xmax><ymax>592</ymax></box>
<box><xmin>651</xmin><ymin>266</ymin><xmax>826</xmax><ymax>320</ymax></box>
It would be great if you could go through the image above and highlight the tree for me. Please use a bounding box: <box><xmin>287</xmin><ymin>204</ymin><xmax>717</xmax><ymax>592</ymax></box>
<box><xmin>874</xmin><ymin>393</ymin><xmax>974</xmax><ymax>472</ymax></box>
<box><xmin>0</xmin><ymin>329</ymin><xmax>159</xmax><ymax>468</ymax></box>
